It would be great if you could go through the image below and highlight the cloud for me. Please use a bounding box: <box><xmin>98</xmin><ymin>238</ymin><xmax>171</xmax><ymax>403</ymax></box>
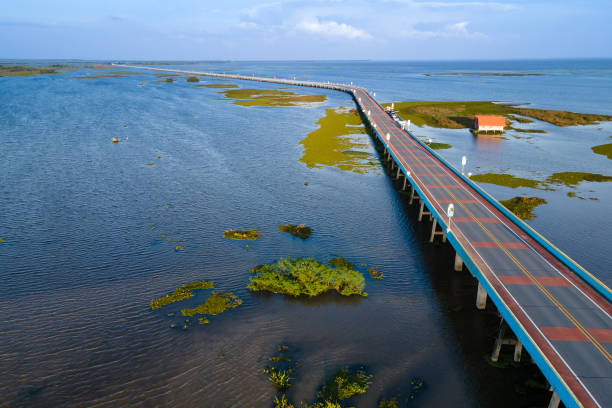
<box><xmin>296</xmin><ymin>17</ymin><xmax>372</xmax><ymax>40</ymax></box>
<box><xmin>400</xmin><ymin>20</ymin><xmax>485</xmax><ymax>39</ymax></box>
<box><xmin>387</xmin><ymin>0</ymin><xmax>518</xmax><ymax>11</ymax></box>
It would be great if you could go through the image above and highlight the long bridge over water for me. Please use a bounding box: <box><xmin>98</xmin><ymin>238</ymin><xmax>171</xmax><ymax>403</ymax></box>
<box><xmin>117</xmin><ymin>64</ymin><xmax>612</xmax><ymax>408</ymax></box>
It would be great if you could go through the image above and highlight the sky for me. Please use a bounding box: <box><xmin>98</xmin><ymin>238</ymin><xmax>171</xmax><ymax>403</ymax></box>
<box><xmin>1</xmin><ymin>0</ymin><xmax>611</xmax><ymax>60</ymax></box>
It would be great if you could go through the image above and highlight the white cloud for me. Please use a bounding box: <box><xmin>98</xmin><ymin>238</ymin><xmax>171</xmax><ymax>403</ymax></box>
<box><xmin>237</xmin><ymin>21</ymin><xmax>258</xmax><ymax>29</ymax></box>
<box><xmin>296</xmin><ymin>17</ymin><xmax>372</xmax><ymax>40</ymax></box>
<box><xmin>387</xmin><ymin>0</ymin><xmax>518</xmax><ymax>11</ymax></box>
<box><xmin>399</xmin><ymin>20</ymin><xmax>485</xmax><ymax>39</ymax></box>
<box><xmin>447</xmin><ymin>21</ymin><xmax>469</xmax><ymax>33</ymax></box>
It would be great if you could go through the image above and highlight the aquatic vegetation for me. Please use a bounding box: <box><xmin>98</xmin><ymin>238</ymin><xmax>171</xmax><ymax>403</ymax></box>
<box><xmin>74</xmin><ymin>71</ymin><xmax>140</xmax><ymax>79</ymax></box>
<box><xmin>224</xmin><ymin>229</ymin><xmax>261</xmax><ymax>240</ymax></box>
<box><xmin>145</xmin><ymin>163</ymin><xmax>154</xmax><ymax>166</ymax></box>
<box><xmin>407</xmin><ymin>378</ymin><xmax>425</xmax><ymax>401</ymax></box>
<box><xmin>274</xmin><ymin>394</ymin><xmax>295</xmax><ymax>408</ymax></box>
<box><xmin>507</xmin><ymin>126</ymin><xmax>547</xmax><ymax>134</ymax></box>
<box><xmin>592</xmin><ymin>143</ymin><xmax>612</xmax><ymax>160</ymax></box>
<box><xmin>247</xmin><ymin>257</ymin><xmax>367</xmax><ymax>297</ymax></box>
<box><xmin>175</xmin><ymin>246</ymin><xmax>184</xmax><ymax>251</ymax></box>
<box><xmin>317</xmin><ymin>368</ymin><xmax>372</xmax><ymax>402</ymax></box>
<box><xmin>0</xmin><ymin>238</ymin><xmax>4</xmax><ymax>243</ymax></box>
<box><xmin>384</xmin><ymin>101</ymin><xmax>612</xmax><ymax>129</ymax></box>
<box><xmin>499</xmin><ymin>196</ymin><xmax>547</xmax><ymax>219</ymax></box>
<box><xmin>266</xmin><ymin>367</ymin><xmax>293</xmax><ymax>390</ymax></box>
<box><xmin>471</xmin><ymin>173</ymin><xmax>541</xmax><ymax>189</ymax></box>
<box><xmin>186</xmin><ymin>76</ymin><xmax>200</xmax><ymax>82</ymax></box>
<box><xmin>250</xmin><ymin>264</ymin><xmax>265</xmax><ymax>274</ymax></box>
<box><xmin>269</xmin><ymin>356</ymin><xmax>291</xmax><ymax>363</ymax></box>
<box><xmin>180</xmin><ymin>291</ymin><xmax>242</xmax><ymax>317</ymax></box>
<box><xmin>0</xmin><ymin>65</ymin><xmax>57</xmax><ymax>77</ymax></box>
<box><xmin>111</xmin><ymin>137</ymin><xmax>120</xmax><ymax>143</ymax></box>
<box><xmin>425</xmin><ymin>141</ymin><xmax>452</xmax><ymax>149</ymax></box>
<box><xmin>150</xmin><ymin>280</ymin><xmax>214</xmax><ymax>309</ymax></box>
<box><xmin>546</xmin><ymin>172</ymin><xmax>612</xmax><ymax>187</ymax></box>
<box><xmin>368</xmin><ymin>267</ymin><xmax>384</xmax><ymax>280</ymax></box>
<box><xmin>198</xmin><ymin>317</ymin><xmax>210</xmax><ymax>324</ymax></box>
<box><xmin>164</xmin><ymin>77</ymin><xmax>173</xmax><ymax>83</ymax></box>
<box><xmin>195</xmin><ymin>83</ymin><xmax>239</xmax><ymax>88</ymax></box>
<box><xmin>277</xmin><ymin>345</ymin><xmax>289</xmax><ymax>352</ymax></box>
<box><xmin>507</xmin><ymin>114</ymin><xmax>534</xmax><ymax>124</ymax></box>
<box><xmin>218</xmin><ymin>88</ymin><xmax>326</xmax><ymax>107</ymax></box>
<box><xmin>278</xmin><ymin>224</ymin><xmax>312</xmax><ymax>239</ymax></box>
<box><xmin>328</xmin><ymin>257</ymin><xmax>355</xmax><ymax>269</ymax></box>
<box><xmin>299</xmin><ymin>107</ymin><xmax>380</xmax><ymax>175</ymax></box>
<box><xmin>378</xmin><ymin>397</ymin><xmax>399</xmax><ymax>408</ymax></box>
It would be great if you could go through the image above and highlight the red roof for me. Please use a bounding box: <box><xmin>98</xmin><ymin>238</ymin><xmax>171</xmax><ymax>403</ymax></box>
<box><xmin>475</xmin><ymin>115</ymin><xmax>506</xmax><ymax>127</ymax></box>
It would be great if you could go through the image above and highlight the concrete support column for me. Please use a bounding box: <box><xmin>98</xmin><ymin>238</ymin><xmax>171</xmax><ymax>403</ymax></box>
<box><xmin>402</xmin><ymin>177</ymin><xmax>408</xmax><ymax>191</ymax></box>
<box><xmin>409</xmin><ymin>187</ymin><xmax>418</xmax><ymax>205</ymax></box>
<box><xmin>396</xmin><ymin>166</ymin><xmax>401</xmax><ymax>180</ymax></box>
<box><xmin>476</xmin><ymin>282</ymin><xmax>487</xmax><ymax>310</ymax></box>
<box><xmin>454</xmin><ymin>253</ymin><xmax>463</xmax><ymax>271</ymax></box>
<box><xmin>491</xmin><ymin>319</ymin><xmax>523</xmax><ymax>363</ymax></box>
<box><xmin>429</xmin><ymin>218</ymin><xmax>438</xmax><ymax>243</ymax></box>
<box><xmin>514</xmin><ymin>341</ymin><xmax>523</xmax><ymax>362</ymax></box>
<box><xmin>418</xmin><ymin>201</ymin><xmax>431</xmax><ymax>222</ymax></box>
<box><xmin>548</xmin><ymin>392</ymin><xmax>561</xmax><ymax>408</ymax></box>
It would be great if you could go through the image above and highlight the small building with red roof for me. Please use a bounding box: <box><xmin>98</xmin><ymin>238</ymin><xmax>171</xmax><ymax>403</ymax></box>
<box><xmin>474</xmin><ymin>115</ymin><xmax>506</xmax><ymax>133</ymax></box>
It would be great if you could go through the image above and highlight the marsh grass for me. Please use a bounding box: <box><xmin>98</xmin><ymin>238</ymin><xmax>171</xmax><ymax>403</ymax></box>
<box><xmin>278</xmin><ymin>224</ymin><xmax>312</xmax><ymax>239</ymax></box>
<box><xmin>591</xmin><ymin>143</ymin><xmax>612</xmax><ymax>160</ymax></box>
<box><xmin>186</xmin><ymin>76</ymin><xmax>200</xmax><ymax>82</ymax></box>
<box><xmin>299</xmin><ymin>107</ymin><xmax>379</xmax><ymax>174</ymax></box>
<box><xmin>316</xmin><ymin>368</ymin><xmax>372</xmax><ymax>402</ymax></box>
<box><xmin>499</xmin><ymin>196</ymin><xmax>547</xmax><ymax>219</ymax></box>
<box><xmin>0</xmin><ymin>65</ymin><xmax>58</xmax><ymax>77</ymax></box>
<box><xmin>224</xmin><ymin>229</ymin><xmax>261</xmax><ymax>240</ymax></box>
<box><xmin>383</xmin><ymin>101</ymin><xmax>612</xmax><ymax>129</ymax></box>
<box><xmin>164</xmin><ymin>77</ymin><xmax>173</xmax><ymax>83</ymax></box>
<box><xmin>378</xmin><ymin>397</ymin><xmax>399</xmax><ymax>408</ymax></box>
<box><xmin>218</xmin><ymin>88</ymin><xmax>326</xmax><ymax>107</ymax></box>
<box><xmin>195</xmin><ymin>83</ymin><xmax>239</xmax><ymax>88</ymax></box>
<box><xmin>180</xmin><ymin>291</ymin><xmax>242</xmax><ymax>317</ymax></box>
<box><xmin>247</xmin><ymin>257</ymin><xmax>366</xmax><ymax>297</ymax></box>
<box><xmin>150</xmin><ymin>280</ymin><xmax>214</xmax><ymax>309</ymax></box>
<box><xmin>471</xmin><ymin>173</ymin><xmax>541</xmax><ymax>189</ymax></box>
<box><xmin>425</xmin><ymin>141</ymin><xmax>452</xmax><ymax>150</ymax></box>
<box><xmin>274</xmin><ymin>394</ymin><xmax>295</xmax><ymax>408</ymax></box>
<box><xmin>328</xmin><ymin>258</ymin><xmax>355</xmax><ymax>269</ymax></box>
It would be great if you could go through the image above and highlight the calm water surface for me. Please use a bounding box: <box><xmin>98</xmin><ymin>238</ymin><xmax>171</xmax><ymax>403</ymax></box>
<box><xmin>1</xmin><ymin>59</ymin><xmax>611</xmax><ymax>407</ymax></box>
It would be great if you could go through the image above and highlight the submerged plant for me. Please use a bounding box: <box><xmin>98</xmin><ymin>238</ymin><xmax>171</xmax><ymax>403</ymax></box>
<box><xmin>328</xmin><ymin>258</ymin><xmax>355</xmax><ymax>269</ymax></box>
<box><xmin>274</xmin><ymin>394</ymin><xmax>295</xmax><ymax>408</ymax></box>
<box><xmin>150</xmin><ymin>280</ymin><xmax>214</xmax><ymax>309</ymax></box>
<box><xmin>223</xmin><ymin>229</ymin><xmax>261</xmax><ymax>241</ymax></box>
<box><xmin>368</xmin><ymin>267</ymin><xmax>384</xmax><ymax>280</ymax></box>
<box><xmin>180</xmin><ymin>291</ymin><xmax>242</xmax><ymax>317</ymax></box>
<box><xmin>499</xmin><ymin>196</ymin><xmax>547</xmax><ymax>220</ymax></box>
<box><xmin>247</xmin><ymin>257</ymin><xmax>367</xmax><ymax>297</ymax></box>
<box><xmin>266</xmin><ymin>367</ymin><xmax>293</xmax><ymax>390</ymax></box>
<box><xmin>378</xmin><ymin>397</ymin><xmax>399</xmax><ymax>408</ymax></box>
<box><xmin>278</xmin><ymin>224</ymin><xmax>312</xmax><ymax>239</ymax></box>
<box><xmin>317</xmin><ymin>368</ymin><xmax>372</xmax><ymax>402</ymax></box>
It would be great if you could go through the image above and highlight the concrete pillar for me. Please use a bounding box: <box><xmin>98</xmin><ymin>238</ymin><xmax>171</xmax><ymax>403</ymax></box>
<box><xmin>418</xmin><ymin>201</ymin><xmax>425</xmax><ymax>222</ymax></box>
<box><xmin>402</xmin><ymin>177</ymin><xmax>408</xmax><ymax>191</ymax></box>
<box><xmin>454</xmin><ymin>253</ymin><xmax>463</xmax><ymax>271</ymax></box>
<box><xmin>548</xmin><ymin>392</ymin><xmax>561</xmax><ymax>408</ymax></box>
<box><xmin>409</xmin><ymin>187</ymin><xmax>417</xmax><ymax>205</ymax></box>
<box><xmin>491</xmin><ymin>323</ymin><xmax>506</xmax><ymax>362</ymax></box>
<box><xmin>514</xmin><ymin>341</ymin><xmax>523</xmax><ymax>362</ymax></box>
<box><xmin>476</xmin><ymin>282</ymin><xmax>487</xmax><ymax>310</ymax></box>
<box><xmin>396</xmin><ymin>166</ymin><xmax>401</xmax><ymax>180</ymax></box>
<box><xmin>429</xmin><ymin>218</ymin><xmax>438</xmax><ymax>243</ymax></box>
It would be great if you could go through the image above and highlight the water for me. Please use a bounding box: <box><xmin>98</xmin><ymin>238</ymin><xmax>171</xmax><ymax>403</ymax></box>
<box><xmin>1</xmin><ymin>59</ymin><xmax>611</xmax><ymax>407</ymax></box>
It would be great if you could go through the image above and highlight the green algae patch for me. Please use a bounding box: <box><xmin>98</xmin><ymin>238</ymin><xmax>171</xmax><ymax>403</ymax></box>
<box><xmin>278</xmin><ymin>224</ymin><xmax>312</xmax><ymax>239</ymax></box>
<box><xmin>425</xmin><ymin>141</ymin><xmax>452</xmax><ymax>149</ymax></box>
<box><xmin>164</xmin><ymin>77</ymin><xmax>174</xmax><ymax>83</ymax></box>
<box><xmin>150</xmin><ymin>280</ymin><xmax>214</xmax><ymax>309</ymax></box>
<box><xmin>546</xmin><ymin>172</ymin><xmax>612</xmax><ymax>187</ymax></box>
<box><xmin>592</xmin><ymin>143</ymin><xmax>612</xmax><ymax>160</ymax></box>
<box><xmin>218</xmin><ymin>88</ymin><xmax>326</xmax><ymax>107</ymax></box>
<box><xmin>180</xmin><ymin>291</ymin><xmax>242</xmax><ymax>317</ymax></box>
<box><xmin>471</xmin><ymin>173</ymin><xmax>541</xmax><ymax>189</ymax></box>
<box><xmin>0</xmin><ymin>65</ymin><xmax>58</xmax><ymax>77</ymax></box>
<box><xmin>384</xmin><ymin>101</ymin><xmax>612</xmax><ymax>129</ymax></box>
<box><xmin>499</xmin><ymin>196</ymin><xmax>547</xmax><ymax>220</ymax></box>
<box><xmin>299</xmin><ymin>107</ymin><xmax>379</xmax><ymax>175</ymax></box>
<box><xmin>317</xmin><ymin>368</ymin><xmax>372</xmax><ymax>402</ymax></box>
<box><xmin>368</xmin><ymin>267</ymin><xmax>384</xmax><ymax>280</ymax></box>
<box><xmin>186</xmin><ymin>76</ymin><xmax>200</xmax><ymax>83</ymax></box>
<box><xmin>247</xmin><ymin>257</ymin><xmax>366</xmax><ymax>297</ymax></box>
<box><xmin>328</xmin><ymin>257</ymin><xmax>355</xmax><ymax>269</ymax></box>
<box><xmin>195</xmin><ymin>83</ymin><xmax>239</xmax><ymax>88</ymax></box>
<box><xmin>224</xmin><ymin>229</ymin><xmax>261</xmax><ymax>240</ymax></box>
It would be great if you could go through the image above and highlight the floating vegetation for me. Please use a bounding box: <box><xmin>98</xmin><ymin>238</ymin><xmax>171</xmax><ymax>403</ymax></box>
<box><xmin>175</xmin><ymin>246</ymin><xmax>184</xmax><ymax>251</ymax></box>
<box><xmin>328</xmin><ymin>257</ymin><xmax>355</xmax><ymax>269</ymax></box>
<box><xmin>499</xmin><ymin>196</ymin><xmax>547</xmax><ymax>220</ymax></box>
<box><xmin>0</xmin><ymin>238</ymin><xmax>4</xmax><ymax>243</ymax></box>
<box><xmin>378</xmin><ymin>397</ymin><xmax>399</xmax><ymax>408</ymax></box>
<box><xmin>163</xmin><ymin>205</ymin><xmax>169</xmax><ymax>209</ymax></box>
<box><xmin>218</xmin><ymin>88</ymin><xmax>326</xmax><ymax>107</ymax></box>
<box><xmin>269</xmin><ymin>356</ymin><xmax>291</xmax><ymax>363</ymax></box>
<box><xmin>368</xmin><ymin>267</ymin><xmax>384</xmax><ymax>280</ymax></box>
<box><xmin>274</xmin><ymin>394</ymin><xmax>295</xmax><ymax>408</ymax></box>
<box><xmin>299</xmin><ymin>107</ymin><xmax>379</xmax><ymax>175</ymax></box>
<box><xmin>266</xmin><ymin>367</ymin><xmax>293</xmax><ymax>390</ymax></box>
<box><xmin>548</xmin><ymin>172</ymin><xmax>612</xmax><ymax>187</ymax></box>
<box><xmin>278</xmin><ymin>224</ymin><xmax>312</xmax><ymax>239</ymax></box>
<box><xmin>591</xmin><ymin>143</ymin><xmax>612</xmax><ymax>160</ymax></box>
<box><xmin>277</xmin><ymin>345</ymin><xmax>289</xmax><ymax>352</ymax></box>
<box><xmin>383</xmin><ymin>101</ymin><xmax>612</xmax><ymax>130</ymax></box>
<box><xmin>224</xmin><ymin>229</ymin><xmax>261</xmax><ymax>240</ymax></box>
<box><xmin>167</xmin><ymin>312</ymin><xmax>174</xmax><ymax>317</ymax></box>
<box><xmin>471</xmin><ymin>173</ymin><xmax>540</xmax><ymax>189</ymax></box>
<box><xmin>247</xmin><ymin>257</ymin><xmax>367</xmax><ymax>297</ymax></box>
<box><xmin>164</xmin><ymin>77</ymin><xmax>173</xmax><ymax>83</ymax></box>
<box><xmin>159</xmin><ymin>234</ymin><xmax>166</xmax><ymax>238</ymax></box>
<box><xmin>407</xmin><ymin>378</ymin><xmax>425</xmax><ymax>401</ymax></box>
<box><xmin>151</xmin><ymin>226</ymin><xmax>156</xmax><ymax>230</ymax></box>
<box><xmin>186</xmin><ymin>76</ymin><xmax>200</xmax><ymax>82</ymax></box>
<box><xmin>250</xmin><ymin>264</ymin><xmax>265</xmax><ymax>274</ymax></box>
<box><xmin>264</xmin><ymin>344</ymin><xmax>297</xmax><ymax>407</ymax></box>
<box><xmin>145</xmin><ymin>163</ymin><xmax>154</xmax><ymax>166</ymax></box>
<box><xmin>316</xmin><ymin>368</ymin><xmax>372</xmax><ymax>403</ymax></box>
<box><xmin>150</xmin><ymin>280</ymin><xmax>214</xmax><ymax>309</ymax></box>
<box><xmin>424</xmin><ymin>141</ymin><xmax>452</xmax><ymax>149</ymax></box>
<box><xmin>195</xmin><ymin>83</ymin><xmax>239</xmax><ymax>88</ymax></box>
<box><xmin>111</xmin><ymin>137</ymin><xmax>120</xmax><ymax>143</ymax></box>
<box><xmin>198</xmin><ymin>317</ymin><xmax>210</xmax><ymax>324</ymax></box>
<box><xmin>180</xmin><ymin>291</ymin><xmax>242</xmax><ymax>317</ymax></box>
<box><xmin>0</xmin><ymin>65</ymin><xmax>58</xmax><ymax>77</ymax></box>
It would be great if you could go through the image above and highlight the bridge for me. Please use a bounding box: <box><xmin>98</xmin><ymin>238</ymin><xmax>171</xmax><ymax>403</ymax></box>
<box><xmin>117</xmin><ymin>64</ymin><xmax>612</xmax><ymax>408</ymax></box>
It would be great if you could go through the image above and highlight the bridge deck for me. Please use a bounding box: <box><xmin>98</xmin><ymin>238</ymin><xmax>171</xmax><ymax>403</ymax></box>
<box><xmin>119</xmin><ymin>64</ymin><xmax>612</xmax><ymax>407</ymax></box>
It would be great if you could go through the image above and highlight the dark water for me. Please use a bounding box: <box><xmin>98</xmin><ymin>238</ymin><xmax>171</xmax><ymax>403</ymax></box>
<box><xmin>1</xmin><ymin>60</ymin><xmax>611</xmax><ymax>407</ymax></box>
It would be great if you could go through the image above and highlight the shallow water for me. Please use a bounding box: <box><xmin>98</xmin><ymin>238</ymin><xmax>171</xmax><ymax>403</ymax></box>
<box><xmin>1</xmin><ymin>60</ymin><xmax>611</xmax><ymax>407</ymax></box>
